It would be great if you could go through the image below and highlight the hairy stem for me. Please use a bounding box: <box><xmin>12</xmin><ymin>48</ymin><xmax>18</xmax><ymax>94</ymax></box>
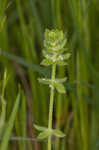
<box><xmin>48</xmin><ymin>64</ymin><xmax>56</xmax><ymax>150</ymax></box>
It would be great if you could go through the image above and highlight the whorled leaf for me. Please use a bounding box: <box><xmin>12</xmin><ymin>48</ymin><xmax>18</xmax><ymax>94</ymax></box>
<box><xmin>37</xmin><ymin>129</ymin><xmax>65</xmax><ymax>140</ymax></box>
<box><xmin>38</xmin><ymin>78</ymin><xmax>66</xmax><ymax>93</ymax></box>
<box><xmin>42</xmin><ymin>48</ymin><xmax>71</xmax><ymax>67</ymax></box>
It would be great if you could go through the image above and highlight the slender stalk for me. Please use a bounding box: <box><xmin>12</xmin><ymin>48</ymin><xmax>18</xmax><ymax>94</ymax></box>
<box><xmin>48</xmin><ymin>64</ymin><xmax>56</xmax><ymax>150</ymax></box>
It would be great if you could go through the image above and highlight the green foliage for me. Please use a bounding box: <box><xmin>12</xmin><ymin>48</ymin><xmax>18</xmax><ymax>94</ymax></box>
<box><xmin>37</xmin><ymin>29</ymin><xmax>69</xmax><ymax>150</ymax></box>
<box><xmin>37</xmin><ymin>131</ymin><xmax>51</xmax><ymax>140</ymax></box>
<box><xmin>52</xmin><ymin>129</ymin><xmax>65</xmax><ymax>138</ymax></box>
<box><xmin>54</xmin><ymin>81</ymin><xmax>65</xmax><ymax>94</ymax></box>
<box><xmin>34</xmin><ymin>125</ymin><xmax>65</xmax><ymax>140</ymax></box>
<box><xmin>38</xmin><ymin>77</ymin><xmax>66</xmax><ymax>93</ymax></box>
<box><xmin>38</xmin><ymin>29</ymin><xmax>70</xmax><ymax>96</ymax></box>
<box><xmin>0</xmin><ymin>0</ymin><xmax>99</xmax><ymax>150</ymax></box>
<box><xmin>0</xmin><ymin>93</ymin><xmax>20</xmax><ymax>150</ymax></box>
<box><xmin>34</xmin><ymin>124</ymin><xmax>47</xmax><ymax>131</ymax></box>
<box><xmin>41</xmin><ymin>29</ymin><xmax>70</xmax><ymax>66</ymax></box>
<box><xmin>37</xmin><ymin>129</ymin><xmax>65</xmax><ymax>140</ymax></box>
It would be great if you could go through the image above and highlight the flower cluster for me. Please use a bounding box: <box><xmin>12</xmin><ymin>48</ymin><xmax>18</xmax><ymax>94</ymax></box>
<box><xmin>41</xmin><ymin>29</ymin><xmax>71</xmax><ymax>66</ymax></box>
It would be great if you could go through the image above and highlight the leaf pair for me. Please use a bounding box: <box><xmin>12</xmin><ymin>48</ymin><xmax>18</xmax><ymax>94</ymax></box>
<box><xmin>41</xmin><ymin>58</ymin><xmax>53</xmax><ymax>66</ymax></box>
<box><xmin>41</xmin><ymin>53</ymin><xmax>71</xmax><ymax>66</ymax></box>
<box><xmin>34</xmin><ymin>124</ymin><xmax>65</xmax><ymax>140</ymax></box>
<box><xmin>38</xmin><ymin>78</ymin><xmax>67</xmax><ymax>94</ymax></box>
<box><xmin>41</xmin><ymin>58</ymin><xmax>68</xmax><ymax>66</ymax></box>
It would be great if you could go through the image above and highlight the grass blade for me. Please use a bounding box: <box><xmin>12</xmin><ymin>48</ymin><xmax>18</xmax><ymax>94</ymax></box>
<box><xmin>0</xmin><ymin>92</ymin><xmax>20</xmax><ymax>150</ymax></box>
<box><xmin>0</xmin><ymin>49</ymin><xmax>50</xmax><ymax>76</ymax></box>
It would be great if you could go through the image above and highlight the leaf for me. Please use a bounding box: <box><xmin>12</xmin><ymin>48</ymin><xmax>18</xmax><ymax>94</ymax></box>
<box><xmin>37</xmin><ymin>129</ymin><xmax>66</xmax><ymax>140</ymax></box>
<box><xmin>63</xmin><ymin>53</ymin><xmax>71</xmax><ymax>60</ymax></box>
<box><xmin>34</xmin><ymin>124</ymin><xmax>47</xmax><ymax>131</ymax></box>
<box><xmin>56</xmin><ymin>77</ymin><xmax>67</xmax><ymax>83</ymax></box>
<box><xmin>56</xmin><ymin>60</ymin><xmax>68</xmax><ymax>66</ymax></box>
<box><xmin>37</xmin><ymin>130</ymin><xmax>52</xmax><ymax>140</ymax></box>
<box><xmin>41</xmin><ymin>58</ymin><xmax>53</xmax><ymax>66</ymax></box>
<box><xmin>42</xmin><ymin>50</ymin><xmax>53</xmax><ymax>58</ymax></box>
<box><xmin>38</xmin><ymin>78</ymin><xmax>67</xmax><ymax>93</ymax></box>
<box><xmin>54</xmin><ymin>82</ymin><xmax>66</xmax><ymax>94</ymax></box>
<box><xmin>38</xmin><ymin>78</ymin><xmax>51</xmax><ymax>85</ymax></box>
<box><xmin>53</xmin><ymin>129</ymin><xmax>66</xmax><ymax>138</ymax></box>
<box><xmin>0</xmin><ymin>93</ymin><xmax>20</xmax><ymax>150</ymax></box>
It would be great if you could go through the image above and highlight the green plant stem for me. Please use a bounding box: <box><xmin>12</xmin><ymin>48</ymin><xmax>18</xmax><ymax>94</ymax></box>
<box><xmin>48</xmin><ymin>64</ymin><xmax>56</xmax><ymax>150</ymax></box>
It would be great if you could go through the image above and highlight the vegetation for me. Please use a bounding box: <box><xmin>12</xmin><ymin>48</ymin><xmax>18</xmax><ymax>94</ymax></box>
<box><xmin>0</xmin><ymin>0</ymin><xmax>99</xmax><ymax>150</ymax></box>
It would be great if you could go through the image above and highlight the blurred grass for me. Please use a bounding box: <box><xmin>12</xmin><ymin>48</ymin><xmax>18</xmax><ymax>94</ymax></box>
<box><xmin>0</xmin><ymin>0</ymin><xmax>99</xmax><ymax>150</ymax></box>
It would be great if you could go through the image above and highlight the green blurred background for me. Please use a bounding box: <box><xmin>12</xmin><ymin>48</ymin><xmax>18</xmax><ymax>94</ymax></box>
<box><xmin>0</xmin><ymin>0</ymin><xmax>99</xmax><ymax>150</ymax></box>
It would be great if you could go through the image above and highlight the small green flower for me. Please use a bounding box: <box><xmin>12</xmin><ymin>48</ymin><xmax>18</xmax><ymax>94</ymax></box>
<box><xmin>44</xmin><ymin>29</ymin><xmax>66</xmax><ymax>53</ymax></box>
<box><xmin>41</xmin><ymin>29</ymin><xmax>71</xmax><ymax>66</ymax></box>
